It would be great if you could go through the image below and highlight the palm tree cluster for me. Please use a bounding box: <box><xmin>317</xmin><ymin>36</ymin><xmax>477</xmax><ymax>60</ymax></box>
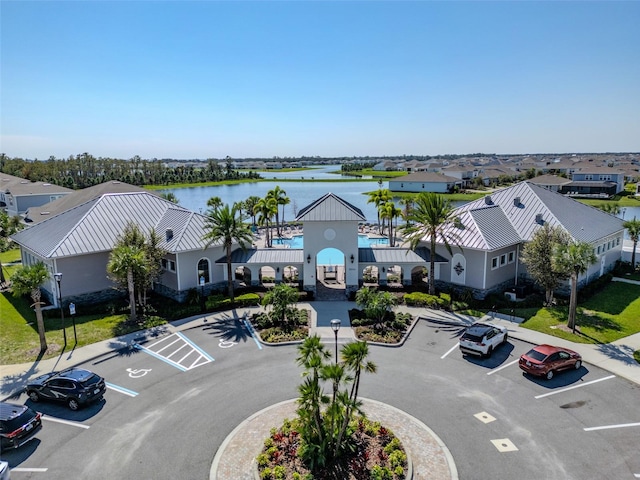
<box><xmin>246</xmin><ymin>187</ymin><xmax>290</xmax><ymax>248</ymax></box>
<box><xmin>295</xmin><ymin>336</ymin><xmax>377</xmax><ymax>470</ymax></box>
<box><xmin>107</xmin><ymin>223</ymin><xmax>166</xmax><ymax>320</ymax></box>
<box><xmin>366</xmin><ymin>188</ymin><xmax>405</xmax><ymax>247</ymax></box>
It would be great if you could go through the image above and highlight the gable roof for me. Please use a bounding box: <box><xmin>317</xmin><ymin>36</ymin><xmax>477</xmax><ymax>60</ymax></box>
<box><xmin>11</xmin><ymin>191</ymin><xmax>219</xmax><ymax>258</ymax></box>
<box><xmin>295</xmin><ymin>193</ymin><xmax>365</xmax><ymax>222</ymax></box>
<box><xmin>24</xmin><ymin>181</ymin><xmax>149</xmax><ymax>223</ymax></box>
<box><xmin>392</xmin><ymin>172</ymin><xmax>460</xmax><ymax>183</ymax></box>
<box><xmin>436</xmin><ymin>181</ymin><xmax>624</xmax><ymax>251</ymax></box>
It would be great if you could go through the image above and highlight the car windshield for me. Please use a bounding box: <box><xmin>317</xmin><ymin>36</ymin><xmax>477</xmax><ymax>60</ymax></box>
<box><xmin>80</xmin><ymin>374</ymin><xmax>101</xmax><ymax>387</ymax></box>
<box><xmin>526</xmin><ymin>349</ymin><xmax>548</xmax><ymax>361</ymax></box>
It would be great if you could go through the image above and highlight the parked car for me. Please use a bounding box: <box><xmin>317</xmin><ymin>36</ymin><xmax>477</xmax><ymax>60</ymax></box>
<box><xmin>519</xmin><ymin>344</ymin><xmax>582</xmax><ymax>380</ymax></box>
<box><xmin>0</xmin><ymin>460</ymin><xmax>10</xmax><ymax>480</ymax></box>
<box><xmin>26</xmin><ymin>367</ymin><xmax>106</xmax><ymax>411</ymax></box>
<box><xmin>0</xmin><ymin>402</ymin><xmax>42</xmax><ymax>452</ymax></box>
<box><xmin>459</xmin><ymin>323</ymin><xmax>508</xmax><ymax>358</ymax></box>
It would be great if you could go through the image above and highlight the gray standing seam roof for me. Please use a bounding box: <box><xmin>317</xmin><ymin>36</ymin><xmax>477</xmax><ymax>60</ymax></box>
<box><xmin>11</xmin><ymin>192</ymin><xmax>221</xmax><ymax>258</ymax></box>
<box><xmin>295</xmin><ymin>193</ymin><xmax>366</xmax><ymax>222</ymax></box>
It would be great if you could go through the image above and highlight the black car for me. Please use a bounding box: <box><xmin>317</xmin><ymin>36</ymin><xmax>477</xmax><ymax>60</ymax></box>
<box><xmin>26</xmin><ymin>368</ymin><xmax>106</xmax><ymax>411</ymax></box>
<box><xmin>0</xmin><ymin>401</ymin><xmax>42</xmax><ymax>451</ymax></box>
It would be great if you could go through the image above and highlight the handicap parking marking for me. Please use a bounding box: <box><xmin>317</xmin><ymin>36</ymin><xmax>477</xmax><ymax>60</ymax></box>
<box><xmin>243</xmin><ymin>318</ymin><xmax>263</xmax><ymax>350</ymax></box>
<box><xmin>135</xmin><ymin>332</ymin><xmax>214</xmax><ymax>371</ymax></box>
<box><xmin>106</xmin><ymin>382</ymin><xmax>139</xmax><ymax>397</ymax></box>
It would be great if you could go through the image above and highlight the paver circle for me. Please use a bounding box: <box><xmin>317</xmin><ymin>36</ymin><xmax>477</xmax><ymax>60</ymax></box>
<box><xmin>210</xmin><ymin>397</ymin><xmax>458</xmax><ymax>480</ymax></box>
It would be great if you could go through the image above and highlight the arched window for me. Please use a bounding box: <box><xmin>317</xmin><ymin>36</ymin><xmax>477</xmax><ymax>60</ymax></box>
<box><xmin>198</xmin><ymin>259</ymin><xmax>210</xmax><ymax>284</ymax></box>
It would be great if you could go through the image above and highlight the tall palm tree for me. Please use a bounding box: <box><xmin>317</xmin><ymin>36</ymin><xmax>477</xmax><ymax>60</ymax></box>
<box><xmin>552</xmin><ymin>241</ymin><xmax>597</xmax><ymax>333</ymax></box>
<box><xmin>202</xmin><ymin>202</ymin><xmax>253</xmax><ymax>301</ymax></box>
<box><xmin>267</xmin><ymin>186</ymin><xmax>288</xmax><ymax>236</ymax></box>
<box><xmin>402</xmin><ymin>192</ymin><xmax>462</xmax><ymax>295</ymax></box>
<box><xmin>244</xmin><ymin>196</ymin><xmax>261</xmax><ymax>227</ymax></box>
<box><xmin>399</xmin><ymin>197</ymin><xmax>414</xmax><ymax>226</ymax></box>
<box><xmin>367</xmin><ymin>188</ymin><xmax>390</xmax><ymax>233</ymax></box>
<box><xmin>206</xmin><ymin>196</ymin><xmax>223</xmax><ymax>210</ymax></box>
<box><xmin>254</xmin><ymin>196</ymin><xmax>278</xmax><ymax>248</ymax></box>
<box><xmin>380</xmin><ymin>201</ymin><xmax>402</xmax><ymax>246</ymax></box>
<box><xmin>10</xmin><ymin>262</ymin><xmax>51</xmax><ymax>352</ymax></box>
<box><xmin>623</xmin><ymin>218</ymin><xmax>640</xmax><ymax>268</ymax></box>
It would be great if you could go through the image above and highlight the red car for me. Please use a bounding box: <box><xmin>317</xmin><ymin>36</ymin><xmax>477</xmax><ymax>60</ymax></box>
<box><xmin>519</xmin><ymin>344</ymin><xmax>582</xmax><ymax>380</ymax></box>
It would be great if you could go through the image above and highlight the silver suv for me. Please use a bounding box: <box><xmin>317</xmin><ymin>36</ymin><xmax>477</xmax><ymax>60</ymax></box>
<box><xmin>459</xmin><ymin>323</ymin><xmax>508</xmax><ymax>358</ymax></box>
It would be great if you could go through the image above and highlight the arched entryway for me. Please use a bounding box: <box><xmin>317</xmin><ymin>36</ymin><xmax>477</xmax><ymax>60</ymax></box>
<box><xmin>315</xmin><ymin>247</ymin><xmax>346</xmax><ymax>300</ymax></box>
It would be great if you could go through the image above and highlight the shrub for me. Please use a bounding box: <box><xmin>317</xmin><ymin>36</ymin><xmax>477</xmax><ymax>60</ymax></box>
<box><xmin>403</xmin><ymin>292</ymin><xmax>447</xmax><ymax>308</ymax></box>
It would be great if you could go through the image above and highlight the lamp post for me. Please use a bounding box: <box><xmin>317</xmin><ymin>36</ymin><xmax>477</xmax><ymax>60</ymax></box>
<box><xmin>330</xmin><ymin>318</ymin><xmax>341</xmax><ymax>363</ymax></box>
<box><xmin>54</xmin><ymin>272</ymin><xmax>67</xmax><ymax>349</ymax></box>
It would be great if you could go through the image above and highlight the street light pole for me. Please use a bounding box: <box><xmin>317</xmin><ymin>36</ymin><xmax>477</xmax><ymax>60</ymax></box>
<box><xmin>200</xmin><ymin>275</ymin><xmax>205</xmax><ymax>313</ymax></box>
<box><xmin>330</xmin><ymin>318</ymin><xmax>341</xmax><ymax>363</ymax></box>
<box><xmin>54</xmin><ymin>272</ymin><xmax>67</xmax><ymax>349</ymax></box>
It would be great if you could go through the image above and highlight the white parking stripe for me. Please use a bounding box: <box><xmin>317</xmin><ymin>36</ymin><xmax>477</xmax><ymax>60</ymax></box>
<box><xmin>41</xmin><ymin>415</ymin><xmax>90</xmax><ymax>429</ymax></box>
<box><xmin>535</xmin><ymin>375</ymin><xmax>615</xmax><ymax>399</ymax></box>
<box><xmin>11</xmin><ymin>468</ymin><xmax>48</xmax><ymax>472</ymax></box>
<box><xmin>634</xmin><ymin>474</ymin><xmax>640</xmax><ymax>478</ymax></box>
<box><xmin>147</xmin><ymin>336</ymin><xmax>180</xmax><ymax>350</ymax></box>
<box><xmin>166</xmin><ymin>343</ymin><xmax>188</xmax><ymax>359</ymax></box>
<box><xmin>584</xmin><ymin>422</ymin><xmax>640</xmax><ymax>432</ymax></box>
<box><xmin>441</xmin><ymin>343</ymin><xmax>458</xmax><ymax>359</ymax></box>
<box><xmin>487</xmin><ymin>359</ymin><xmax>519</xmax><ymax>375</ymax></box>
<box><xmin>106</xmin><ymin>382</ymin><xmax>139</xmax><ymax>397</ymax></box>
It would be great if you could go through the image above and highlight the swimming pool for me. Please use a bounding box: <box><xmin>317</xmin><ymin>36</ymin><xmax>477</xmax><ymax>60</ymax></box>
<box><xmin>271</xmin><ymin>235</ymin><xmax>389</xmax><ymax>265</ymax></box>
<box><xmin>272</xmin><ymin>234</ymin><xmax>388</xmax><ymax>249</ymax></box>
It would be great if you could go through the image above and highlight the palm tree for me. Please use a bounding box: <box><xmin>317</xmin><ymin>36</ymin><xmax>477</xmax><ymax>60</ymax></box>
<box><xmin>107</xmin><ymin>244</ymin><xmax>147</xmax><ymax>320</ymax></box>
<box><xmin>244</xmin><ymin>196</ymin><xmax>261</xmax><ymax>227</ymax></box>
<box><xmin>399</xmin><ymin>197</ymin><xmax>414</xmax><ymax>226</ymax></box>
<box><xmin>202</xmin><ymin>202</ymin><xmax>253</xmax><ymax>302</ymax></box>
<box><xmin>254</xmin><ymin>196</ymin><xmax>278</xmax><ymax>248</ymax></box>
<box><xmin>552</xmin><ymin>241</ymin><xmax>597</xmax><ymax>333</ymax></box>
<box><xmin>596</xmin><ymin>203</ymin><xmax>620</xmax><ymax>216</ymax></box>
<box><xmin>261</xmin><ymin>283</ymin><xmax>300</xmax><ymax>331</ymax></box>
<box><xmin>10</xmin><ymin>262</ymin><xmax>51</xmax><ymax>352</ymax></box>
<box><xmin>160</xmin><ymin>192</ymin><xmax>180</xmax><ymax>204</ymax></box>
<box><xmin>267</xmin><ymin>186</ymin><xmax>288</xmax><ymax>236</ymax></box>
<box><xmin>402</xmin><ymin>192</ymin><xmax>462</xmax><ymax>295</ymax></box>
<box><xmin>206</xmin><ymin>196</ymin><xmax>223</xmax><ymax>210</ymax></box>
<box><xmin>623</xmin><ymin>218</ymin><xmax>640</xmax><ymax>268</ymax></box>
<box><xmin>367</xmin><ymin>188</ymin><xmax>390</xmax><ymax>233</ymax></box>
<box><xmin>380</xmin><ymin>201</ymin><xmax>402</xmax><ymax>246</ymax></box>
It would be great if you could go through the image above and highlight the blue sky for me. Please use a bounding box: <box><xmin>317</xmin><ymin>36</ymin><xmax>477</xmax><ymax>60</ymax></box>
<box><xmin>2</xmin><ymin>1</ymin><xmax>639</xmax><ymax>159</ymax></box>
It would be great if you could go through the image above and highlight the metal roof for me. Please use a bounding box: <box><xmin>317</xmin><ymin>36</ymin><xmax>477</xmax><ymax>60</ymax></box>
<box><xmin>217</xmin><ymin>248</ymin><xmax>305</xmax><ymax>264</ymax></box>
<box><xmin>11</xmin><ymin>192</ymin><xmax>221</xmax><ymax>258</ymax></box>
<box><xmin>295</xmin><ymin>193</ymin><xmax>366</xmax><ymax>222</ymax></box>
<box><xmin>392</xmin><ymin>172</ymin><xmax>460</xmax><ymax>183</ymax></box>
<box><xmin>358</xmin><ymin>247</ymin><xmax>448</xmax><ymax>264</ymax></box>
<box><xmin>439</xmin><ymin>181</ymin><xmax>625</xmax><ymax>250</ymax></box>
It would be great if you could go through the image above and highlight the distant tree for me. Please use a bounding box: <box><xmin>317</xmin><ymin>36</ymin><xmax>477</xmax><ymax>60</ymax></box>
<box><xmin>160</xmin><ymin>192</ymin><xmax>180</xmax><ymax>204</ymax></box>
<box><xmin>596</xmin><ymin>203</ymin><xmax>620</xmax><ymax>216</ymax></box>
<box><xmin>402</xmin><ymin>192</ymin><xmax>462</xmax><ymax>295</ymax></box>
<box><xmin>254</xmin><ymin>196</ymin><xmax>278</xmax><ymax>248</ymax></box>
<box><xmin>10</xmin><ymin>262</ymin><xmax>50</xmax><ymax>352</ymax></box>
<box><xmin>244</xmin><ymin>196</ymin><xmax>261</xmax><ymax>226</ymax></box>
<box><xmin>367</xmin><ymin>188</ymin><xmax>391</xmax><ymax>233</ymax></box>
<box><xmin>552</xmin><ymin>241</ymin><xmax>597</xmax><ymax>333</ymax></box>
<box><xmin>267</xmin><ymin>186</ymin><xmax>288</xmax><ymax>236</ymax></box>
<box><xmin>623</xmin><ymin>218</ymin><xmax>640</xmax><ymax>268</ymax></box>
<box><xmin>380</xmin><ymin>201</ymin><xmax>402</xmax><ymax>246</ymax></box>
<box><xmin>202</xmin><ymin>202</ymin><xmax>253</xmax><ymax>301</ymax></box>
<box><xmin>521</xmin><ymin>224</ymin><xmax>571</xmax><ymax>306</ymax></box>
<box><xmin>206</xmin><ymin>196</ymin><xmax>223</xmax><ymax>210</ymax></box>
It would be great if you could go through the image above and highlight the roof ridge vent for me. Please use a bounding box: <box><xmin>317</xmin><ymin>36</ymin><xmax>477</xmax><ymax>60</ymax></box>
<box><xmin>484</xmin><ymin>195</ymin><xmax>493</xmax><ymax>205</ymax></box>
<box><xmin>166</xmin><ymin>228</ymin><xmax>174</xmax><ymax>241</ymax></box>
<box><xmin>514</xmin><ymin>197</ymin><xmax>521</xmax><ymax>207</ymax></box>
<box><xmin>535</xmin><ymin>213</ymin><xmax>544</xmax><ymax>224</ymax></box>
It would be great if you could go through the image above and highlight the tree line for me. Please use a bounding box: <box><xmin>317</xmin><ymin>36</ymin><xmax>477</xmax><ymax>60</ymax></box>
<box><xmin>0</xmin><ymin>153</ymin><xmax>261</xmax><ymax>189</ymax></box>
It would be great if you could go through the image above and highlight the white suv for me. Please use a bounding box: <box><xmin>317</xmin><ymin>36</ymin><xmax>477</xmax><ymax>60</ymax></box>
<box><xmin>459</xmin><ymin>323</ymin><xmax>508</xmax><ymax>358</ymax></box>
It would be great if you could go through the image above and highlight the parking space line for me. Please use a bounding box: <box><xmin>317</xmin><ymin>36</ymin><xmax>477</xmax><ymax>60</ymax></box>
<box><xmin>166</xmin><ymin>343</ymin><xmax>189</xmax><ymax>359</ymax></box>
<box><xmin>153</xmin><ymin>337</ymin><xmax>181</xmax><ymax>353</ymax></box>
<box><xmin>440</xmin><ymin>343</ymin><xmax>458</xmax><ymax>359</ymax></box>
<box><xmin>584</xmin><ymin>422</ymin><xmax>640</xmax><ymax>432</ymax></box>
<box><xmin>134</xmin><ymin>343</ymin><xmax>188</xmax><ymax>371</ymax></box>
<box><xmin>106</xmin><ymin>382</ymin><xmax>139</xmax><ymax>397</ymax></box>
<box><xmin>11</xmin><ymin>468</ymin><xmax>48</xmax><ymax>472</ymax></box>
<box><xmin>534</xmin><ymin>375</ymin><xmax>615</xmax><ymax>399</ymax></box>
<box><xmin>41</xmin><ymin>415</ymin><xmax>90</xmax><ymax>429</ymax></box>
<box><xmin>633</xmin><ymin>473</ymin><xmax>640</xmax><ymax>478</ymax></box>
<box><xmin>487</xmin><ymin>359</ymin><xmax>519</xmax><ymax>375</ymax></box>
<box><xmin>175</xmin><ymin>332</ymin><xmax>215</xmax><ymax>361</ymax></box>
<box><xmin>243</xmin><ymin>318</ymin><xmax>263</xmax><ymax>350</ymax></box>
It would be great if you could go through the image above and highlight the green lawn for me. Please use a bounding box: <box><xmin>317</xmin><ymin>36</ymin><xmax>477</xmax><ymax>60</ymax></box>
<box><xmin>0</xmin><ymin>288</ymin><xmax>165</xmax><ymax>365</ymax></box>
<box><xmin>518</xmin><ymin>282</ymin><xmax>640</xmax><ymax>344</ymax></box>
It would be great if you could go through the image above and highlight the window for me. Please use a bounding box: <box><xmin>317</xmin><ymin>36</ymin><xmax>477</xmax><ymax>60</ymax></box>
<box><xmin>500</xmin><ymin>254</ymin><xmax>507</xmax><ymax>266</ymax></box>
<box><xmin>491</xmin><ymin>257</ymin><xmax>498</xmax><ymax>270</ymax></box>
<box><xmin>508</xmin><ymin>251</ymin><xmax>515</xmax><ymax>264</ymax></box>
<box><xmin>585</xmin><ymin>174</ymin><xmax>593</xmax><ymax>180</ymax></box>
<box><xmin>597</xmin><ymin>246</ymin><xmax>601</xmax><ymax>254</ymax></box>
<box><xmin>161</xmin><ymin>259</ymin><xmax>176</xmax><ymax>272</ymax></box>
<box><xmin>616</xmin><ymin>237</ymin><xmax>620</xmax><ymax>246</ymax></box>
<box><xmin>198</xmin><ymin>259</ymin><xmax>210</xmax><ymax>284</ymax></box>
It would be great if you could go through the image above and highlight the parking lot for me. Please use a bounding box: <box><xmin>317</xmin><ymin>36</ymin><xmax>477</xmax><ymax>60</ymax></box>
<box><xmin>2</xmin><ymin>315</ymin><xmax>639</xmax><ymax>479</ymax></box>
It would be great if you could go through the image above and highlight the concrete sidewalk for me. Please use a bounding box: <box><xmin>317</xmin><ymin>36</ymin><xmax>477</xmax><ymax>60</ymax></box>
<box><xmin>2</xmin><ymin>303</ymin><xmax>640</xmax><ymax>400</ymax></box>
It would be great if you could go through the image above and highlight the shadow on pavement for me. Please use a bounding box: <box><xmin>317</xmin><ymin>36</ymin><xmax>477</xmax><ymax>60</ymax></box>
<box><xmin>522</xmin><ymin>366</ymin><xmax>590</xmax><ymax>388</ymax></box>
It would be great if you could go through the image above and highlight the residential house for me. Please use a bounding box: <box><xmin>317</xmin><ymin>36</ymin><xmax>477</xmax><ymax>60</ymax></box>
<box><xmin>388</xmin><ymin>172</ymin><xmax>462</xmax><ymax>193</ymax></box>
<box><xmin>0</xmin><ymin>173</ymin><xmax>73</xmax><ymax>217</ymax></box>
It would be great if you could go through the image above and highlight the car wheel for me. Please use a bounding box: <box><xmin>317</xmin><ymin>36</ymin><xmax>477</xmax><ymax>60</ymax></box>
<box><xmin>67</xmin><ymin>398</ymin><xmax>80</xmax><ymax>411</ymax></box>
<box><xmin>545</xmin><ymin>370</ymin><xmax>555</xmax><ymax>380</ymax></box>
<box><xmin>574</xmin><ymin>360</ymin><xmax>582</xmax><ymax>370</ymax></box>
<box><xmin>502</xmin><ymin>333</ymin><xmax>508</xmax><ymax>344</ymax></box>
<box><xmin>28</xmin><ymin>390</ymin><xmax>40</xmax><ymax>402</ymax></box>
<box><xmin>485</xmin><ymin>346</ymin><xmax>493</xmax><ymax>358</ymax></box>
